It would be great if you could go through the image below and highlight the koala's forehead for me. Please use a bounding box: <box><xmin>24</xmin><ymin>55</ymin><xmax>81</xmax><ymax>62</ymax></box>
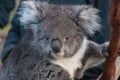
<box><xmin>42</xmin><ymin>18</ymin><xmax>80</xmax><ymax>37</ymax></box>
<box><xmin>40</xmin><ymin>5</ymin><xmax>80</xmax><ymax>35</ymax></box>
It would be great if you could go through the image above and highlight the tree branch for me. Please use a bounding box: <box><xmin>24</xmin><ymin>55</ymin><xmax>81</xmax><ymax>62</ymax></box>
<box><xmin>100</xmin><ymin>0</ymin><xmax>120</xmax><ymax>80</ymax></box>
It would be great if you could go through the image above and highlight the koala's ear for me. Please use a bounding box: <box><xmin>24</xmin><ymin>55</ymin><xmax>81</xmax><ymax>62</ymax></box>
<box><xmin>71</xmin><ymin>5</ymin><xmax>101</xmax><ymax>36</ymax></box>
<box><xmin>17</xmin><ymin>1</ymin><xmax>48</xmax><ymax>25</ymax></box>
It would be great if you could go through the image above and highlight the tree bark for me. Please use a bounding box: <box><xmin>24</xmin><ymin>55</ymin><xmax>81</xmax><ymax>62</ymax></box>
<box><xmin>100</xmin><ymin>0</ymin><xmax>120</xmax><ymax>80</ymax></box>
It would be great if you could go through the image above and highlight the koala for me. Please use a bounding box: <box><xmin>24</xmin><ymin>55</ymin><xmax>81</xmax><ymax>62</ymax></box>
<box><xmin>0</xmin><ymin>1</ymin><xmax>111</xmax><ymax>80</ymax></box>
<box><xmin>16</xmin><ymin>0</ymin><xmax>110</xmax><ymax>80</ymax></box>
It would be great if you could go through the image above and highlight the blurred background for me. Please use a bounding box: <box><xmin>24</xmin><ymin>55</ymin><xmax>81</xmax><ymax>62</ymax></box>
<box><xmin>0</xmin><ymin>0</ymin><xmax>19</xmax><ymax>67</ymax></box>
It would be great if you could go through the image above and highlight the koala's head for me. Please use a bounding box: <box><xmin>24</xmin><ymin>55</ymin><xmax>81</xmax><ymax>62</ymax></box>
<box><xmin>18</xmin><ymin>1</ymin><xmax>101</xmax><ymax>59</ymax></box>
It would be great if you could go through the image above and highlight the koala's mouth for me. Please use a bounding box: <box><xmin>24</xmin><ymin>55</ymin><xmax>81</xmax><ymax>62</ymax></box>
<box><xmin>48</xmin><ymin>50</ymin><xmax>65</xmax><ymax>59</ymax></box>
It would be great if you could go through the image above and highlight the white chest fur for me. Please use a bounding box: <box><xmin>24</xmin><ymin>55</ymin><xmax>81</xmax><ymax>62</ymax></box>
<box><xmin>51</xmin><ymin>38</ymin><xmax>88</xmax><ymax>79</ymax></box>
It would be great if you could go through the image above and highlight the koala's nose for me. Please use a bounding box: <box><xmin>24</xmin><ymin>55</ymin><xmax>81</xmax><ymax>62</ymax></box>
<box><xmin>51</xmin><ymin>39</ymin><xmax>62</xmax><ymax>53</ymax></box>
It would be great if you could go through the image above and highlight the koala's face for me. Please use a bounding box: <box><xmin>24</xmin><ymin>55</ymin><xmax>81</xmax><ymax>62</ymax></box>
<box><xmin>37</xmin><ymin>15</ymin><xmax>84</xmax><ymax>59</ymax></box>
<box><xmin>19</xmin><ymin>1</ymin><xmax>101</xmax><ymax>59</ymax></box>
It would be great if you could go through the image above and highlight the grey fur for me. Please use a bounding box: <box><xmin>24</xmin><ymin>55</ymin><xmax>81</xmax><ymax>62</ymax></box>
<box><xmin>75</xmin><ymin>41</ymin><xmax>109</xmax><ymax>79</ymax></box>
<box><xmin>0</xmin><ymin>1</ymin><xmax>110</xmax><ymax>80</ymax></box>
<box><xmin>0</xmin><ymin>30</ymin><xmax>71</xmax><ymax>80</ymax></box>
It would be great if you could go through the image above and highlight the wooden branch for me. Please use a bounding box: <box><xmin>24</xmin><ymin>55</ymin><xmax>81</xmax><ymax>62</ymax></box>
<box><xmin>100</xmin><ymin>0</ymin><xmax>120</xmax><ymax>80</ymax></box>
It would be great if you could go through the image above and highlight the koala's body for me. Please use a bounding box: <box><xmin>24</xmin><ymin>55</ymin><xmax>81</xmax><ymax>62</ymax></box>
<box><xmin>0</xmin><ymin>1</ymin><xmax>109</xmax><ymax>80</ymax></box>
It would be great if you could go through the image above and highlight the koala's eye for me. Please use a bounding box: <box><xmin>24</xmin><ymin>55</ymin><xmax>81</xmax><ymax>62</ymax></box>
<box><xmin>46</xmin><ymin>37</ymin><xmax>49</xmax><ymax>40</ymax></box>
<box><xmin>64</xmin><ymin>36</ymin><xmax>70</xmax><ymax>40</ymax></box>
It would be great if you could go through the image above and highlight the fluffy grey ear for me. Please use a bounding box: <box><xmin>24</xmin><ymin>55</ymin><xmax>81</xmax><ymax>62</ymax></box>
<box><xmin>17</xmin><ymin>1</ymin><xmax>48</xmax><ymax>25</ymax></box>
<box><xmin>71</xmin><ymin>5</ymin><xmax>101</xmax><ymax>36</ymax></box>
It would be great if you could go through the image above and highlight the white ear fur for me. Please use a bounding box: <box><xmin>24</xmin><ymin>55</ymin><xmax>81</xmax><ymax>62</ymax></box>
<box><xmin>17</xmin><ymin>1</ymin><xmax>48</xmax><ymax>25</ymax></box>
<box><xmin>71</xmin><ymin>5</ymin><xmax>101</xmax><ymax>36</ymax></box>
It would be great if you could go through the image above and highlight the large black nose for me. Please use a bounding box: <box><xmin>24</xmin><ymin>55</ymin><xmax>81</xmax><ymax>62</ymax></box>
<box><xmin>51</xmin><ymin>39</ymin><xmax>62</xmax><ymax>53</ymax></box>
